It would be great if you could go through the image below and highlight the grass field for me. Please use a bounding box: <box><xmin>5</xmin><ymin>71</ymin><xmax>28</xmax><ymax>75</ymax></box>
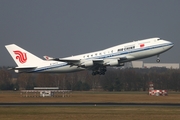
<box><xmin>0</xmin><ymin>106</ymin><xmax>180</xmax><ymax>120</ymax></box>
<box><xmin>0</xmin><ymin>91</ymin><xmax>180</xmax><ymax>120</ymax></box>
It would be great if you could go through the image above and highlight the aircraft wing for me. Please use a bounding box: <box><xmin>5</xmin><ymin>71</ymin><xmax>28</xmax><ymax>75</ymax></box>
<box><xmin>44</xmin><ymin>56</ymin><xmax>81</xmax><ymax>65</ymax></box>
<box><xmin>54</xmin><ymin>58</ymin><xmax>81</xmax><ymax>63</ymax></box>
<box><xmin>44</xmin><ymin>55</ymin><xmax>131</xmax><ymax>69</ymax></box>
<box><xmin>44</xmin><ymin>56</ymin><xmax>104</xmax><ymax>67</ymax></box>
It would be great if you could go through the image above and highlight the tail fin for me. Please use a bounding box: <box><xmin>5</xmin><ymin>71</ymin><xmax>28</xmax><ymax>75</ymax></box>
<box><xmin>5</xmin><ymin>44</ymin><xmax>43</xmax><ymax>67</ymax></box>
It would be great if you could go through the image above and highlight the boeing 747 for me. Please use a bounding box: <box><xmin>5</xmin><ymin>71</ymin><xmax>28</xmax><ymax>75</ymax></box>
<box><xmin>5</xmin><ymin>37</ymin><xmax>173</xmax><ymax>75</ymax></box>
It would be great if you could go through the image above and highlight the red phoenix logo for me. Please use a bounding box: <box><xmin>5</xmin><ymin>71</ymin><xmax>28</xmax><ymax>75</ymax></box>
<box><xmin>13</xmin><ymin>50</ymin><xmax>27</xmax><ymax>63</ymax></box>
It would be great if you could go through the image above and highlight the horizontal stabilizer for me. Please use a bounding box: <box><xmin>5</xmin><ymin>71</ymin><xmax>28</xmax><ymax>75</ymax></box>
<box><xmin>8</xmin><ymin>66</ymin><xmax>37</xmax><ymax>73</ymax></box>
<box><xmin>9</xmin><ymin>66</ymin><xmax>37</xmax><ymax>70</ymax></box>
<box><xmin>43</xmin><ymin>56</ymin><xmax>54</xmax><ymax>60</ymax></box>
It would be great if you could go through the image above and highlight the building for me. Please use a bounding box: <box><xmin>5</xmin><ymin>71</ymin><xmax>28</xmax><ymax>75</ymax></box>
<box><xmin>21</xmin><ymin>87</ymin><xmax>72</xmax><ymax>97</ymax></box>
<box><xmin>131</xmin><ymin>61</ymin><xmax>179</xmax><ymax>69</ymax></box>
<box><xmin>131</xmin><ymin>61</ymin><xmax>144</xmax><ymax>68</ymax></box>
<box><xmin>144</xmin><ymin>63</ymin><xmax>179</xmax><ymax>69</ymax></box>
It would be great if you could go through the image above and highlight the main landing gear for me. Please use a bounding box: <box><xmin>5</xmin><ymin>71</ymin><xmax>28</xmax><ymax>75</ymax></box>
<box><xmin>156</xmin><ymin>55</ymin><xmax>160</xmax><ymax>63</ymax></box>
<box><xmin>92</xmin><ymin>67</ymin><xmax>107</xmax><ymax>76</ymax></box>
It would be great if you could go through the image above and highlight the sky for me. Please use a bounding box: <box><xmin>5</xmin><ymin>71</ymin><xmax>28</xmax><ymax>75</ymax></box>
<box><xmin>0</xmin><ymin>0</ymin><xmax>180</xmax><ymax>66</ymax></box>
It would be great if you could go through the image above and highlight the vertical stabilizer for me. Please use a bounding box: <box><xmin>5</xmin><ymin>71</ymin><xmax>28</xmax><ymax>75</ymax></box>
<box><xmin>5</xmin><ymin>44</ymin><xmax>43</xmax><ymax>67</ymax></box>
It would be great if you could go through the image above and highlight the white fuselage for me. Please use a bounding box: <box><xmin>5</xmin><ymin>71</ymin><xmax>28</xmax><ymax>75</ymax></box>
<box><xmin>29</xmin><ymin>38</ymin><xmax>173</xmax><ymax>73</ymax></box>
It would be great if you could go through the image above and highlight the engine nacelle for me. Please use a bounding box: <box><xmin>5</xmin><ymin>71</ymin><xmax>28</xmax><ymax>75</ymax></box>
<box><xmin>80</xmin><ymin>60</ymin><xmax>94</xmax><ymax>67</ymax></box>
<box><xmin>104</xmin><ymin>59</ymin><xmax>124</xmax><ymax>66</ymax></box>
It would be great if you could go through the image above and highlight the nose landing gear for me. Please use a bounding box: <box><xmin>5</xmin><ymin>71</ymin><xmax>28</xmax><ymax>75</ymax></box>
<box><xmin>156</xmin><ymin>55</ymin><xmax>160</xmax><ymax>63</ymax></box>
<box><xmin>156</xmin><ymin>58</ymin><xmax>160</xmax><ymax>63</ymax></box>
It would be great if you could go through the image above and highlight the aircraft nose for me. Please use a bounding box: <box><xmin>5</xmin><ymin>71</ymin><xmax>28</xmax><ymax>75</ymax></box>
<box><xmin>169</xmin><ymin>41</ymin><xmax>174</xmax><ymax>47</ymax></box>
<box><xmin>166</xmin><ymin>41</ymin><xmax>174</xmax><ymax>49</ymax></box>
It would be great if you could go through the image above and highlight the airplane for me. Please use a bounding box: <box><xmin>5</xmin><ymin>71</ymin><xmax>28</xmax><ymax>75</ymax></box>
<box><xmin>5</xmin><ymin>37</ymin><xmax>173</xmax><ymax>75</ymax></box>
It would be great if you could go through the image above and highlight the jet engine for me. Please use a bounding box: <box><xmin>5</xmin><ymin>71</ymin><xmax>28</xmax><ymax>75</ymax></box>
<box><xmin>80</xmin><ymin>60</ymin><xmax>94</xmax><ymax>67</ymax></box>
<box><xmin>104</xmin><ymin>59</ymin><xmax>124</xmax><ymax>66</ymax></box>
